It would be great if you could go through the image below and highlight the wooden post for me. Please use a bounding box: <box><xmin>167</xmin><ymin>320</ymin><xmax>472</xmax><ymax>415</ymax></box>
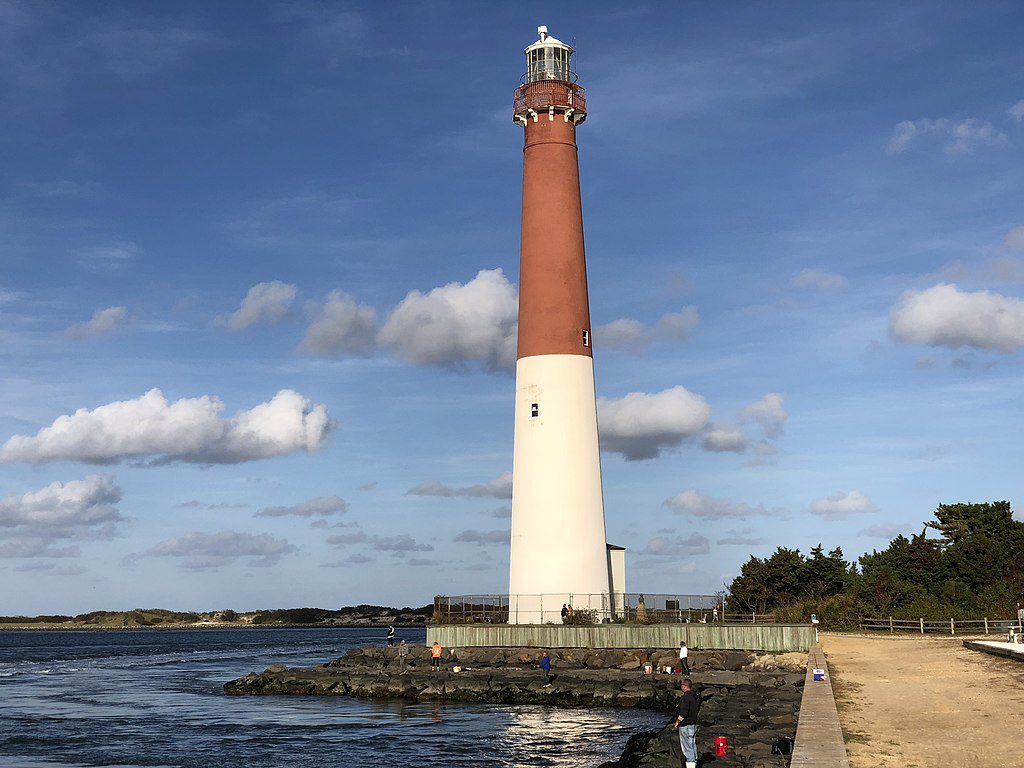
<box><xmin>889</xmin><ymin>616</ymin><xmax>894</xmax><ymax>633</ymax></box>
<box><xmin>984</xmin><ymin>617</ymin><xmax>989</xmax><ymax>635</ymax></box>
<box><xmin>950</xmin><ymin>618</ymin><xmax>955</xmax><ymax>636</ymax></box>
<box><xmin>920</xmin><ymin>618</ymin><xmax>924</xmax><ymax>634</ymax></box>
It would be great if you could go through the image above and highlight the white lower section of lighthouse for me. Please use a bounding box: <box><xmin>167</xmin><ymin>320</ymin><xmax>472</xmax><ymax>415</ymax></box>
<box><xmin>508</xmin><ymin>353</ymin><xmax>612</xmax><ymax>624</ymax></box>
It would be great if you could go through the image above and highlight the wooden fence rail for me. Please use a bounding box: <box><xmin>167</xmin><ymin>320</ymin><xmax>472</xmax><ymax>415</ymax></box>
<box><xmin>860</xmin><ymin>616</ymin><xmax>1022</xmax><ymax>635</ymax></box>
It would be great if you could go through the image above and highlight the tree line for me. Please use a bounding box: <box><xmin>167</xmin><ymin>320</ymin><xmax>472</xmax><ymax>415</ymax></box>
<box><xmin>725</xmin><ymin>502</ymin><xmax>1024</xmax><ymax>628</ymax></box>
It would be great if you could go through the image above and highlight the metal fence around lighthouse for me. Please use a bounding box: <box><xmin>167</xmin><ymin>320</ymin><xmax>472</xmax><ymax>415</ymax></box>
<box><xmin>431</xmin><ymin>593</ymin><xmax>753</xmax><ymax>625</ymax></box>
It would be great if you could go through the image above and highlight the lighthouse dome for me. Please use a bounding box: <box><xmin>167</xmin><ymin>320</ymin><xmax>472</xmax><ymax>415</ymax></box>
<box><xmin>523</xmin><ymin>25</ymin><xmax>574</xmax><ymax>83</ymax></box>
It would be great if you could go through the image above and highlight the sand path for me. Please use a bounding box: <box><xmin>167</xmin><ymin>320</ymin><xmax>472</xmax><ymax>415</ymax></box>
<box><xmin>823</xmin><ymin>633</ymin><xmax>1024</xmax><ymax>768</ymax></box>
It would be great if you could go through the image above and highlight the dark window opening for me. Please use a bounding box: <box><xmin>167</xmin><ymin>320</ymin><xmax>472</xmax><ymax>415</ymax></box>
<box><xmin>530</xmin><ymin>402</ymin><xmax>539</xmax><ymax>418</ymax></box>
<box><xmin>582</xmin><ymin>329</ymin><xmax>590</xmax><ymax>347</ymax></box>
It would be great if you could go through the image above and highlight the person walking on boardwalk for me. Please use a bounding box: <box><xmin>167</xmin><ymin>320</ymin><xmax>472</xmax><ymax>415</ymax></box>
<box><xmin>430</xmin><ymin>641</ymin><xmax>443</xmax><ymax>671</ymax></box>
<box><xmin>561</xmin><ymin>604</ymin><xmax>569</xmax><ymax>623</ymax></box>
<box><xmin>539</xmin><ymin>651</ymin><xmax>552</xmax><ymax>687</ymax></box>
<box><xmin>678</xmin><ymin>642</ymin><xmax>690</xmax><ymax>676</ymax></box>
<box><xmin>672</xmin><ymin>677</ymin><xmax>700</xmax><ymax>768</ymax></box>
<box><xmin>387</xmin><ymin>625</ymin><xmax>395</xmax><ymax>647</ymax></box>
<box><xmin>712</xmin><ymin>605</ymin><xmax>719</xmax><ymax>622</ymax></box>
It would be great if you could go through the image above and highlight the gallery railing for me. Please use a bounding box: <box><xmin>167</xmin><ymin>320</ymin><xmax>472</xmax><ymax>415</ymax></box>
<box><xmin>431</xmin><ymin>593</ymin><xmax>748</xmax><ymax>625</ymax></box>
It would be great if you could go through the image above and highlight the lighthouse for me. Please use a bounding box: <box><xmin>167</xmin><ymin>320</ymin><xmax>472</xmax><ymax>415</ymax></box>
<box><xmin>507</xmin><ymin>26</ymin><xmax>617</xmax><ymax>624</ymax></box>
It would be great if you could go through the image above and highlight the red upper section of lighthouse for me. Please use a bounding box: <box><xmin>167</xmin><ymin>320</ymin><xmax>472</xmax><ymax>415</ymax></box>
<box><xmin>514</xmin><ymin>26</ymin><xmax>593</xmax><ymax>361</ymax></box>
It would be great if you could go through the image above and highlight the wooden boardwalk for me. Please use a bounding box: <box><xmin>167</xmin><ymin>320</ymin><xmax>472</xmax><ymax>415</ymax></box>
<box><xmin>790</xmin><ymin>644</ymin><xmax>850</xmax><ymax>767</ymax></box>
<box><xmin>963</xmin><ymin>639</ymin><xmax>1024</xmax><ymax>662</ymax></box>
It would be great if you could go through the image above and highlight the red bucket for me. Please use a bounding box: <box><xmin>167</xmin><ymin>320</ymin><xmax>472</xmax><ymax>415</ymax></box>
<box><xmin>713</xmin><ymin>736</ymin><xmax>728</xmax><ymax>757</ymax></box>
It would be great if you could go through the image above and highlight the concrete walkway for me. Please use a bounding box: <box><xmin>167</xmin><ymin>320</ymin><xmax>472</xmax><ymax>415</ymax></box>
<box><xmin>790</xmin><ymin>644</ymin><xmax>850</xmax><ymax>767</ymax></box>
<box><xmin>963</xmin><ymin>639</ymin><xmax>1024</xmax><ymax>662</ymax></box>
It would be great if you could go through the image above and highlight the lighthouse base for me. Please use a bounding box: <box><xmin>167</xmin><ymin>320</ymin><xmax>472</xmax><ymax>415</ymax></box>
<box><xmin>508</xmin><ymin>354</ymin><xmax>611</xmax><ymax>617</ymax></box>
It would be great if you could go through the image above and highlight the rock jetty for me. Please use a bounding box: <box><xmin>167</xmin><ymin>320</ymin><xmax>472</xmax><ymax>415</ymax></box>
<box><xmin>225</xmin><ymin>645</ymin><xmax>803</xmax><ymax>766</ymax></box>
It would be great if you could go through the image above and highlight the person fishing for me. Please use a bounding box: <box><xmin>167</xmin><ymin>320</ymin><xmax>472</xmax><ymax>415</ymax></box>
<box><xmin>397</xmin><ymin>640</ymin><xmax>409</xmax><ymax>672</ymax></box>
<box><xmin>538</xmin><ymin>651</ymin><xmax>552</xmax><ymax>687</ymax></box>
<box><xmin>672</xmin><ymin>677</ymin><xmax>700</xmax><ymax>768</ymax></box>
<box><xmin>430</xmin><ymin>641</ymin><xmax>443</xmax><ymax>671</ymax></box>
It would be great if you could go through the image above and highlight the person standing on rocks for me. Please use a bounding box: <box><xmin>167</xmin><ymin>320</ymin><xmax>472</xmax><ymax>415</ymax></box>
<box><xmin>387</xmin><ymin>625</ymin><xmax>395</xmax><ymax>647</ymax></box>
<box><xmin>397</xmin><ymin>640</ymin><xmax>409</xmax><ymax>673</ymax></box>
<box><xmin>431</xmin><ymin>641</ymin><xmax>443</xmax><ymax>671</ymax></box>
<box><xmin>539</xmin><ymin>651</ymin><xmax>552</xmax><ymax>687</ymax></box>
<box><xmin>678</xmin><ymin>642</ymin><xmax>690</xmax><ymax>676</ymax></box>
<box><xmin>672</xmin><ymin>677</ymin><xmax>700</xmax><ymax>768</ymax></box>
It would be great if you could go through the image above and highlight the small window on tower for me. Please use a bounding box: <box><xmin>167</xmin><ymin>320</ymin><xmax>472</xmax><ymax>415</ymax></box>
<box><xmin>582</xmin><ymin>329</ymin><xmax>590</xmax><ymax>347</ymax></box>
<box><xmin>530</xmin><ymin>402</ymin><xmax>539</xmax><ymax>418</ymax></box>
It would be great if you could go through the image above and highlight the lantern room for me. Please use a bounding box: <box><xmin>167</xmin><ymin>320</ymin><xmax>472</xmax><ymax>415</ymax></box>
<box><xmin>524</xmin><ymin>26</ymin><xmax>574</xmax><ymax>83</ymax></box>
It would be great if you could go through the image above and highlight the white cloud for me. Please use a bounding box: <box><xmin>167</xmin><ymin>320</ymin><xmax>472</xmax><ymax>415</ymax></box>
<box><xmin>326</xmin><ymin>531</ymin><xmax>368</xmax><ymax>546</ymax></box>
<box><xmin>889</xmin><ymin>283</ymin><xmax>1024</xmax><ymax>352</ymax></box>
<box><xmin>810</xmin><ymin>490</ymin><xmax>878</xmax><ymax>520</ymax></box>
<box><xmin>792</xmin><ymin>268</ymin><xmax>847</xmax><ymax>290</ymax></box>
<box><xmin>147</xmin><ymin>530</ymin><xmax>296</xmax><ymax>570</ymax></box>
<box><xmin>454</xmin><ymin>529</ymin><xmax>509</xmax><ymax>546</ymax></box>
<box><xmin>76</xmin><ymin>242</ymin><xmax>140</xmax><ymax>271</ymax></box>
<box><xmin>886</xmin><ymin>117</ymin><xmax>1008</xmax><ymax>157</ymax></box>
<box><xmin>299</xmin><ymin>290</ymin><xmax>378</xmax><ymax>356</ymax></box>
<box><xmin>664</xmin><ymin>488</ymin><xmax>785</xmax><ymax>520</ymax></box>
<box><xmin>0</xmin><ymin>389</ymin><xmax>332</xmax><ymax>465</ymax></box>
<box><xmin>1009</xmin><ymin>101</ymin><xmax>1024</xmax><ymax>124</ymax></box>
<box><xmin>378</xmin><ymin>269</ymin><xmax>518</xmax><ymax>370</ymax></box>
<box><xmin>1002</xmin><ymin>226</ymin><xmax>1024</xmax><ymax>253</ymax></box>
<box><xmin>641</xmin><ymin>533</ymin><xmax>710</xmax><ymax>557</ymax></box>
<box><xmin>941</xmin><ymin>256</ymin><xmax>1024</xmax><ymax>285</ymax></box>
<box><xmin>0</xmin><ymin>475</ymin><xmax>123</xmax><ymax>558</ymax></box>
<box><xmin>218</xmin><ymin>281</ymin><xmax>297</xmax><ymax>330</ymax></box>
<box><xmin>742</xmin><ymin>393</ymin><xmax>787</xmax><ymax>438</ymax></box>
<box><xmin>405</xmin><ymin>471</ymin><xmax>512</xmax><ymax>499</ymax></box>
<box><xmin>716</xmin><ymin>527</ymin><xmax>768</xmax><ymax>546</ymax></box>
<box><xmin>859</xmin><ymin>523</ymin><xmax>904</xmax><ymax>539</ymax></box>
<box><xmin>326</xmin><ymin>531</ymin><xmax>433</xmax><ymax>552</ymax></box>
<box><xmin>66</xmin><ymin>306</ymin><xmax>128</xmax><ymax>340</ymax></box>
<box><xmin>595</xmin><ymin>308</ymin><xmax>699</xmax><ymax>351</ymax></box>
<box><xmin>322</xmin><ymin>553</ymin><xmax>374</xmax><ymax>567</ymax></box>
<box><xmin>701</xmin><ymin>424</ymin><xmax>748</xmax><ymax>453</ymax></box>
<box><xmin>598</xmin><ymin>386</ymin><xmax>711</xmax><ymax>460</ymax></box>
<box><xmin>369</xmin><ymin>534</ymin><xmax>433</xmax><ymax>552</ymax></box>
<box><xmin>256</xmin><ymin>496</ymin><xmax>348</xmax><ymax>518</ymax></box>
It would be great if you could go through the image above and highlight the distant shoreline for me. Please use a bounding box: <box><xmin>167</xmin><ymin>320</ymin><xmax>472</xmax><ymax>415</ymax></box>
<box><xmin>0</xmin><ymin>622</ymin><xmax>428</xmax><ymax>632</ymax></box>
<box><xmin>0</xmin><ymin>605</ymin><xmax>433</xmax><ymax>632</ymax></box>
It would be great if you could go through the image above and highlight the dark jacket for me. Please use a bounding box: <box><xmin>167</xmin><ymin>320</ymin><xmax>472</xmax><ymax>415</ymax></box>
<box><xmin>676</xmin><ymin>689</ymin><xmax>700</xmax><ymax>726</ymax></box>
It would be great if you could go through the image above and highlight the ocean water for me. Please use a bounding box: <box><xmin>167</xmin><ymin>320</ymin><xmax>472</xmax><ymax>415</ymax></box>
<box><xmin>0</xmin><ymin>628</ymin><xmax>663</xmax><ymax>767</ymax></box>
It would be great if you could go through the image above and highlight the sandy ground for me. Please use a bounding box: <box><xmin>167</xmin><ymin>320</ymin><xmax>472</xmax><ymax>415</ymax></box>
<box><xmin>824</xmin><ymin>633</ymin><xmax>1024</xmax><ymax>768</ymax></box>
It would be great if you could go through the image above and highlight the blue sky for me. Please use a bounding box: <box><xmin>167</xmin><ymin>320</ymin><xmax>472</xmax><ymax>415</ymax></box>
<box><xmin>1</xmin><ymin>1</ymin><xmax>1022</xmax><ymax>614</ymax></box>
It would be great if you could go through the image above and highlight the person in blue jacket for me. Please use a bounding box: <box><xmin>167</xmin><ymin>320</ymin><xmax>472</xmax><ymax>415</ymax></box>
<box><xmin>539</xmin><ymin>651</ymin><xmax>552</xmax><ymax>687</ymax></box>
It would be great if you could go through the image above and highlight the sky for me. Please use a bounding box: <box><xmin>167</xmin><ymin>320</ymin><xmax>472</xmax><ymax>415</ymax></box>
<box><xmin>1</xmin><ymin>1</ymin><xmax>1023</xmax><ymax>614</ymax></box>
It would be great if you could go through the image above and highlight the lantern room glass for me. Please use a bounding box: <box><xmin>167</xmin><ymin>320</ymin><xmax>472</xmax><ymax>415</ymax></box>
<box><xmin>526</xmin><ymin>45</ymin><xmax>571</xmax><ymax>83</ymax></box>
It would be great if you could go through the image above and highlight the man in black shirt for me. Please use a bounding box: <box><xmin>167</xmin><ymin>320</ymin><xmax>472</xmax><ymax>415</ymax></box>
<box><xmin>672</xmin><ymin>677</ymin><xmax>699</xmax><ymax>768</ymax></box>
